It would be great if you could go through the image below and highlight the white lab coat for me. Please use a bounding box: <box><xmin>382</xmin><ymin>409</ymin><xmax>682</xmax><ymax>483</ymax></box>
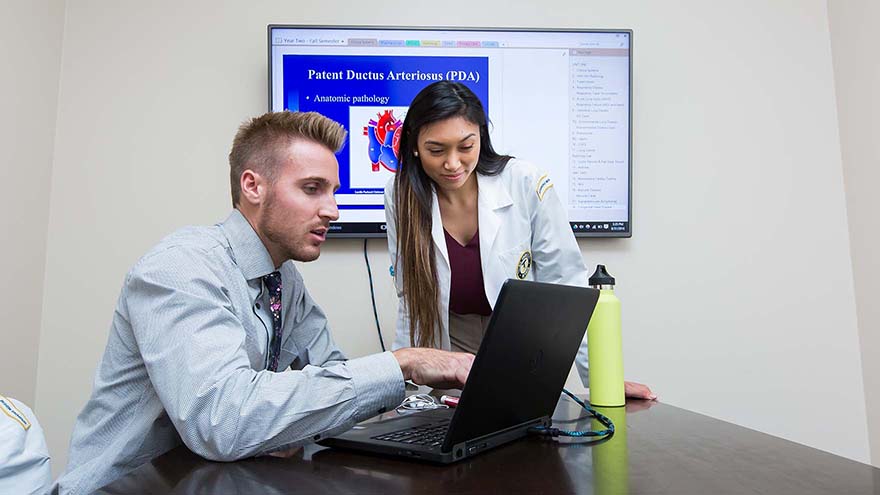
<box><xmin>0</xmin><ymin>395</ymin><xmax>51</xmax><ymax>495</ymax></box>
<box><xmin>385</xmin><ymin>159</ymin><xmax>591</xmax><ymax>385</ymax></box>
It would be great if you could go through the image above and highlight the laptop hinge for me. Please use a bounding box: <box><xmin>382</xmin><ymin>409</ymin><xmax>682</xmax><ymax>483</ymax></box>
<box><xmin>441</xmin><ymin>416</ymin><xmax>549</xmax><ymax>455</ymax></box>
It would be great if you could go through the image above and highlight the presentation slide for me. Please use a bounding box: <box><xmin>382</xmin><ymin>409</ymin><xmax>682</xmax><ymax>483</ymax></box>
<box><xmin>282</xmin><ymin>55</ymin><xmax>489</xmax><ymax>201</ymax></box>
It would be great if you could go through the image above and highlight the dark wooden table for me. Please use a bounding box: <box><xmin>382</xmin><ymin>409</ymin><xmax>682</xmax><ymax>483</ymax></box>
<box><xmin>97</xmin><ymin>396</ymin><xmax>880</xmax><ymax>494</ymax></box>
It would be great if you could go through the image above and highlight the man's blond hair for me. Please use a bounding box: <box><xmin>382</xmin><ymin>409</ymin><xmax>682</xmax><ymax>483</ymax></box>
<box><xmin>229</xmin><ymin>111</ymin><xmax>348</xmax><ymax>206</ymax></box>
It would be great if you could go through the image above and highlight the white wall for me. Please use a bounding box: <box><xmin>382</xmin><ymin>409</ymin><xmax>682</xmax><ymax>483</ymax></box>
<box><xmin>0</xmin><ymin>0</ymin><xmax>65</xmax><ymax>406</ymax></box>
<box><xmin>565</xmin><ymin>1</ymin><xmax>870</xmax><ymax>464</ymax></box>
<box><xmin>828</xmin><ymin>0</ymin><xmax>880</xmax><ymax>466</ymax></box>
<box><xmin>32</xmin><ymin>0</ymin><xmax>872</xmax><ymax>476</ymax></box>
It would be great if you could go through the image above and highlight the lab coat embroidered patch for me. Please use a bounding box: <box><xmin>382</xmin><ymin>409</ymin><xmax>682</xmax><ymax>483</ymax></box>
<box><xmin>536</xmin><ymin>174</ymin><xmax>554</xmax><ymax>201</ymax></box>
<box><xmin>0</xmin><ymin>396</ymin><xmax>31</xmax><ymax>430</ymax></box>
<box><xmin>516</xmin><ymin>251</ymin><xmax>532</xmax><ymax>279</ymax></box>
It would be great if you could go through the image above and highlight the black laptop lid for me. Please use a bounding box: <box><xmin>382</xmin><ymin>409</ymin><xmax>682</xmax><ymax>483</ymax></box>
<box><xmin>442</xmin><ymin>280</ymin><xmax>599</xmax><ymax>450</ymax></box>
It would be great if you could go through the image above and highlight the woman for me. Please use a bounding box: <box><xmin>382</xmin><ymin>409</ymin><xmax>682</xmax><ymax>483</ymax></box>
<box><xmin>385</xmin><ymin>81</ymin><xmax>653</xmax><ymax>399</ymax></box>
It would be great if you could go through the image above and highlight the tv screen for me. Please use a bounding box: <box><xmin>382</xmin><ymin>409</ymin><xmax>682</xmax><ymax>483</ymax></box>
<box><xmin>269</xmin><ymin>25</ymin><xmax>632</xmax><ymax>237</ymax></box>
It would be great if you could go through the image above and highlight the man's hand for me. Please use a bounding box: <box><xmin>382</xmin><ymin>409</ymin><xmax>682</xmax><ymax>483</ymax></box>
<box><xmin>624</xmin><ymin>380</ymin><xmax>657</xmax><ymax>400</ymax></box>
<box><xmin>392</xmin><ymin>348</ymin><xmax>474</xmax><ymax>390</ymax></box>
<box><xmin>267</xmin><ymin>447</ymin><xmax>303</xmax><ymax>459</ymax></box>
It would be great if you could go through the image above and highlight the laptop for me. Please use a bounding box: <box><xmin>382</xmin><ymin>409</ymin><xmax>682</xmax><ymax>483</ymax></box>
<box><xmin>319</xmin><ymin>279</ymin><xmax>599</xmax><ymax>463</ymax></box>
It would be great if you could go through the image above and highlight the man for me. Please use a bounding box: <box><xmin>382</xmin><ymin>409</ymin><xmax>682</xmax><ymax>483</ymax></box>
<box><xmin>54</xmin><ymin>112</ymin><xmax>474</xmax><ymax>494</ymax></box>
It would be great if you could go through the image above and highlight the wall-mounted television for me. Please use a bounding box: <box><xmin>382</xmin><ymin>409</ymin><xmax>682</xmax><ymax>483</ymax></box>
<box><xmin>269</xmin><ymin>25</ymin><xmax>632</xmax><ymax>237</ymax></box>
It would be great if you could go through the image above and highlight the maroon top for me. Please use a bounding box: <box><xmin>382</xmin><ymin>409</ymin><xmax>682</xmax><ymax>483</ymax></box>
<box><xmin>444</xmin><ymin>228</ymin><xmax>493</xmax><ymax>316</ymax></box>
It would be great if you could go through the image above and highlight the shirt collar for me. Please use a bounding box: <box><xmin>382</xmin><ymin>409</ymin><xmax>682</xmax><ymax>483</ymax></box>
<box><xmin>428</xmin><ymin>172</ymin><xmax>514</xmax><ymax>211</ymax></box>
<box><xmin>475</xmin><ymin>172</ymin><xmax>513</xmax><ymax>210</ymax></box>
<box><xmin>219</xmin><ymin>209</ymin><xmax>277</xmax><ymax>280</ymax></box>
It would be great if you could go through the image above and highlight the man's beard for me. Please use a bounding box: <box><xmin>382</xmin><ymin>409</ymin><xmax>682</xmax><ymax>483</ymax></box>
<box><xmin>260</xmin><ymin>190</ymin><xmax>321</xmax><ymax>263</ymax></box>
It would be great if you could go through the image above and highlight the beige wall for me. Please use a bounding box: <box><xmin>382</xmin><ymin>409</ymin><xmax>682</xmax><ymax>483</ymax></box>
<box><xmin>828</xmin><ymin>0</ymin><xmax>880</xmax><ymax>466</ymax></box>
<box><xmin>0</xmin><ymin>0</ymin><xmax>65</xmax><ymax>406</ymax></box>
<box><xmin>22</xmin><ymin>0</ymin><xmax>874</xmax><ymax>477</ymax></box>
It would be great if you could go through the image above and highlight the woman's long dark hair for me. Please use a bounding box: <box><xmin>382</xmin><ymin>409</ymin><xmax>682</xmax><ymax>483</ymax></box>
<box><xmin>394</xmin><ymin>81</ymin><xmax>513</xmax><ymax>348</ymax></box>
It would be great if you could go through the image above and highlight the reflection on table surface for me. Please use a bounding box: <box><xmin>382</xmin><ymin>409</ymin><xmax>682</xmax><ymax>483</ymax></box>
<box><xmin>98</xmin><ymin>396</ymin><xmax>880</xmax><ymax>495</ymax></box>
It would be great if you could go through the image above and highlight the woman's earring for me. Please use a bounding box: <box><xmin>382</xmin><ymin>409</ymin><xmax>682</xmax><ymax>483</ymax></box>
<box><xmin>414</xmin><ymin>151</ymin><xmax>419</xmax><ymax>157</ymax></box>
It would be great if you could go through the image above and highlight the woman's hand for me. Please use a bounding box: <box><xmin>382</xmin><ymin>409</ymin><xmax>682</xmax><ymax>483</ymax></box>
<box><xmin>624</xmin><ymin>381</ymin><xmax>657</xmax><ymax>400</ymax></box>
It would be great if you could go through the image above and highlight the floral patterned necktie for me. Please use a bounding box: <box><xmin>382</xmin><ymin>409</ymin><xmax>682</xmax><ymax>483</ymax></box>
<box><xmin>262</xmin><ymin>271</ymin><xmax>283</xmax><ymax>372</ymax></box>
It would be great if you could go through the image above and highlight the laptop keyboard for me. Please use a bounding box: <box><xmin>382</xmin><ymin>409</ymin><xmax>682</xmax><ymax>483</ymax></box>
<box><xmin>371</xmin><ymin>421</ymin><xmax>450</xmax><ymax>447</ymax></box>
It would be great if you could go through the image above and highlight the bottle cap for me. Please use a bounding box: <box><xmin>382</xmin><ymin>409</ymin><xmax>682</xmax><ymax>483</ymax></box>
<box><xmin>589</xmin><ymin>265</ymin><xmax>615</xmax><ymax>287</ymax></box>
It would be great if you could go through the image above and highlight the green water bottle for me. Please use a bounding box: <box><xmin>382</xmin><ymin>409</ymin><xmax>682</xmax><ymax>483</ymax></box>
<box><xmin>587</xmin><ymin>265</ymin><xmax>625</xmax><ymax>407</ymax></box>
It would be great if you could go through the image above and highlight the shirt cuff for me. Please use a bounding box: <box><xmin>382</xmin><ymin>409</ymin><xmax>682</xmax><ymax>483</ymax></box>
<box><xmin>346</xmin><ymin>351</ymin><xmax>405</xmax><ymax>422</ymax></box>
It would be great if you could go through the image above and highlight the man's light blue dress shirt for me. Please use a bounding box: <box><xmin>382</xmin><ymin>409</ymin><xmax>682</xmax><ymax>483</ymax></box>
<box><xmin>54</xmin><ymin>210</ymin><xmax>404</xmax><ymax>494</ymax></box>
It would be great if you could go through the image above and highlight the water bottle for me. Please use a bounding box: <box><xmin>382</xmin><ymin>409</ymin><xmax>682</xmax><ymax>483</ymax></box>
<box><xmin>587</xmin><ymin>265</ymin><xmax>625</xmax><ymax>407</ymax></box>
